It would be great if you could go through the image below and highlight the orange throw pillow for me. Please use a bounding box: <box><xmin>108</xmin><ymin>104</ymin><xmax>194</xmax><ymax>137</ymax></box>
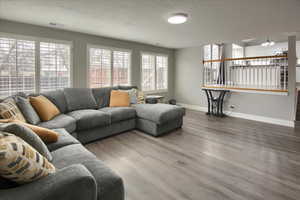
<box><xmin>29</xmin><ymin>96</ymin><xmax>60</xmax><ymax>121</ymax></box>
<box><xmin>0</xmin><ymin>119</ymin><xmax>58</xmax><ymax>143</ymax></box>
<box><xmin>109</xmin><ymin>90</ymin><xmax>130</xmax><ymax>107</ymax></box>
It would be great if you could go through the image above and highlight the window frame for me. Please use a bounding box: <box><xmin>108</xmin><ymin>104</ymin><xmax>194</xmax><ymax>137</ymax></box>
<box><xmin>0</xmin><ymin>32</ymin><xmax>73</xmax><ymax>95</ymax></box>
<box><xmin>203</xmin><ymin>44</ymin><xmax>220</xmax><ymax>61</ymax></box>
<box><xmin>87</xmin><ymin>44</ymin><xmax>132</xmax><ymax>88</ymax></box>
<box><xmin>140</xmin><ymin>51</ymin><xmax>168</xmax><ymax>94</ymax></box>
<box><xmin>232</xmin><ymin>43</ymin><xmax>244</xmax><ymax>59</ymax></box>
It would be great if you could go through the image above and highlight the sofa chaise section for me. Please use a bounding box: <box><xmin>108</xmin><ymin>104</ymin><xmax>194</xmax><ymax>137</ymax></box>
<box><xmin>134</xmin><ymin>103</ymin><xmax>185</xmax><ymax>136</ymax></box>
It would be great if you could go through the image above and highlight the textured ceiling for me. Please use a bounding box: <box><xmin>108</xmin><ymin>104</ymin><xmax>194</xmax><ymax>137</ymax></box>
<box><xmin>0</xmin><ymin>0</ymin><xmax>300</xmax><ymax>48</ymax></box>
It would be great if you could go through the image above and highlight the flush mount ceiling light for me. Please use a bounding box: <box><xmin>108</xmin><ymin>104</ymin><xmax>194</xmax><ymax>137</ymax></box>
<box><xmin>168</xmin><ymin>13</ymin><xmax>188</xmax><ymax>24</ymax></box>
<box><xmin>261</xmin><ymin>38</ymin><xmax>275</xmax><ymax>47</ymax></box>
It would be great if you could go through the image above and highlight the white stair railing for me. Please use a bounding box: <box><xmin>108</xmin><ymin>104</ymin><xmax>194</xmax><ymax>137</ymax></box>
<box><xmin>203</xmin><ymin>55</ymin><xmax>288</xmax><ymax>92</ymax></box>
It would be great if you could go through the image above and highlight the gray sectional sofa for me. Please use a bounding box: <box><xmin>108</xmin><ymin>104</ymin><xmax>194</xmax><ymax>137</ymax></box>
<box><xmin>0</xmin><ymin>86</ymin><xmax>185</xmax><ymax>200</ymax></box>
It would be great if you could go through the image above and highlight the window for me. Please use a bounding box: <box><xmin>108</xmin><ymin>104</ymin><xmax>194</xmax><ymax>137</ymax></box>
<box><xmin>40</xmin><ymin>42</ymin><xmax>71</xmax><ymax>91</ymax></box>
<box><xmin>113</xmin><ymin>51</ymin><xmax>131</xmax><ymax>86</ymax></box>
<box><xmin>0</xmin><ymin>37</ymin><xmax>35</xmax><ymax>97</ymax></box>
<box><xmin>141</xmin><ymin>53</ymin><xmax>168</xmax><ymax>92</ymax></box>
<box><xmin>88</xmin><ymin>46</ymin><xmax>131</xmax><ymax>88</ymax></box>
<box><xmin>203</xmin><ymin>44</ymin><xmax>219</xmax><ymax>61</ymax></box>
<box><xmin>0</xmin><ymin>35</ymin><xmax>72</xmax><ymax>97</ymax></box>
<box><xmin>232</xmin><ymin>44</ymin><xmax>244</xmax><ymax>58</ymax></box>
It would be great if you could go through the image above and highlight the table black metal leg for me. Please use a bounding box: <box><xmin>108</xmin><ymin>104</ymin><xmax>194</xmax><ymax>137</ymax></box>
<box><xmin>220</xmin><ymin>91</ymin><xmax>226</xmax><ymax>116</ymax></box>
<box><xmin>202</xmin><ymin>89</ymin><xmax>228</xmax><ymax>117</ymax></box>
<box><xmin>208</xmin><ymin>90</ymin><xmax>214</xmax><ymax>115</ymax></box>
<box><xmin>204</xmin><ymin>90</ymin><xmax>211</xmax><ymax>115</ymax></box>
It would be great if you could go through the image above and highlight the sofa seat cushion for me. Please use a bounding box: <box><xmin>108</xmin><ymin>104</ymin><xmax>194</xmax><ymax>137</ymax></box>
<box><xmin>100</xmin><ymin>107</ymin><xmax>136</xmax><ymax>123</ymax></box>
<box><xmin>82</xmin><ymin>159</ymin><xmax>124</xmax><ymax>200</ymax></box>
<box><xmin>133</xmin><ymin>103</ymin><xmax>185</xmax><ymax>124</ymax></box>
<box><xmin>47</xmin><ymin>129</ymin><xmax>80</xmax><ymax>152</ymax></box>
<box><xmin>67</xmin><ymin>109</ymin><xmax>110</xmax><ymax>131</ymax></box>
<box><xmin>51</xmin><ymin>144</ymin><xmax>97</xmax><ymax>168</ymax></box>
<box><xmin>38</xmin><ymin>114</ymin><xmax>76</xmax><ymax>133</ymax></box>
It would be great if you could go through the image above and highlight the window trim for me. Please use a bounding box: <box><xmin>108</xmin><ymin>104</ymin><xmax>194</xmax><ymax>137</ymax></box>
<box><xmin>0</xmin><ymin>32</ymin><xmax>73</xmax><ymax>95</ymax></box>
<box><xmin>140</xmin><ymin>51</ymin><xmax>169</xmax><ymax>94</ymax></box>
<box><xmin>86</xmin><ymin>44</ymin><xmax>132</xmax><ymax>88</ymax></box>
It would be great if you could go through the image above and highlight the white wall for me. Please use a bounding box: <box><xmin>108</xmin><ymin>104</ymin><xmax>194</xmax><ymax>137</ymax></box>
<box><xmin>174</xmin><ymin>37</ymin><xmax>297</xmax><ymax>124</ymax></box>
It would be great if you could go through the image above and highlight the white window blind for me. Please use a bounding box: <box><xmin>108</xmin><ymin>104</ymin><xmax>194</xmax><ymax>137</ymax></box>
<box><xmin>89</xmin><ymin>48</ymin><xmax>111</xmax><ymax>88</ymax></box>
<box><xmin>141</xmin><ymin>53</ymin><xmax>168</xmax><ymax>92</ymax></box>
<box><xmin>40</xmin><ymin>42</ymin><xmax>71</xmax><ymax>92</ymax></box>
<box><xmin>141</xmin><ymin>54</ymin><xmax>155</xmax><ymax>91</ymax></box>
<box><xmin>156</xmin><ymin>56</ymin><xmax>168</xmax><ymax>90</ymax></box>
<box><xmin>0</xmin><ymin>37</ymin><xmax>35</xmax><ymax>97</ymax></box>
<box><xmin>113</xmin><ymin>51</ymin><xmax>130</xmax><ymax>86</ymax></box>
<box><xmin>88</xmin><ymin>47</ymin><xmax>131</xmax><ymax>88</ymax></box>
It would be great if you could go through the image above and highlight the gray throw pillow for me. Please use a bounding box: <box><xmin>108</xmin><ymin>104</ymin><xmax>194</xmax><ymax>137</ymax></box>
<box><xmin>64</xmin><ymin>88</ymin><xmax>97</xmax><ymax>111</ymax></box>
<box><xmin>0</xmin><ymin>123</ymin><xmax>53</xmax><ymax>161</ymax></box>
<box><xmin>15</xmin><ymin>96</ymin><xmax>41</xmax><ymax>125</ymax></box>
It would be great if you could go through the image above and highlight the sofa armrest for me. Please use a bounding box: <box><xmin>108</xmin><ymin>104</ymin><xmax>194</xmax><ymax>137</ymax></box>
<box><xmin>0</xmin><ymin>164</ymin><xmax>97</xmax><ymax>200</ymax></box>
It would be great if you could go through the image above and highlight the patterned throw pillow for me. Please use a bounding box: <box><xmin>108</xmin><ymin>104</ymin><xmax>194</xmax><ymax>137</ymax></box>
<box><xmin>137</xmin><ymin>91</ymin><xmax>146</xmax><ymax>104</ymax></box>
<box><xmin>119</xmin><ymin>88</ymin><xmax>138</xmax><ymax>104</ymax></box>
<box><xmin>0</xmin><ymin>98</ymin><xmax>26</xmax><ymax>122</ymax></box>
<box><xmin>0</xmin><ymin>132</ymin><xmax>56</xmax><ymax>184</ymax></box>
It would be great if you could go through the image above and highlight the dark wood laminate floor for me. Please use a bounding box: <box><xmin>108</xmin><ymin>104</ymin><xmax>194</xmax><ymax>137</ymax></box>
<box><xmin>85</xmin><ymin>110</ymin><xmax>300</xmax><ymax>200</ymax></box>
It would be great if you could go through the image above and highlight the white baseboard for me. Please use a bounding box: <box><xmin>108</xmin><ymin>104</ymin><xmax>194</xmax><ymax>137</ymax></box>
<box><xmin>178</xmin><ymin>103</ymin><xmax>294</xmax><ymax>127</ymax></box>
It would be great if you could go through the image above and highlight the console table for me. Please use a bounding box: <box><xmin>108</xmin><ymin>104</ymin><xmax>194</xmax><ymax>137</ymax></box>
<box><xmin>202</xmin><ymin>88</ymin><xmax>229</xmax><ymax>117</ymax></box>
<box><xmin>145</xmin><ymin>95</ymin><xmax>164</xmax><ymax>104</ymax></box>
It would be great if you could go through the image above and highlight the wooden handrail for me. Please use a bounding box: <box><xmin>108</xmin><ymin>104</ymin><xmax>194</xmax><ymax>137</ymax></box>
<box><xmin>203</xmin><ymin>55</ymin><xmax>288</xmax><ymax>64</ymax></box>
<box><xmin>202</xmin><ymin>85</ymin><xmax>288</xmax><ymax>93</ymax></box>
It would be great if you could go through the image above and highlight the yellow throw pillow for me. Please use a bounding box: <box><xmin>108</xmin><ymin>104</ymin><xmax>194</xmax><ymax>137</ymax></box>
<box><xmin>0</xmin><ymin>119</ymin><xmax>59</xmax><ymax>144</ymax></box>
<box><xmin>29</xmin><ymin>96</ymin><xmax>60</xmax><ymax>121</ymax></box>
<box><xmin>0</xmin><ymin>98</ymin><xmax>26</xmax><ymax>122</ymax></box>
<box><xmin>109</xmin><ymin>90</ymin><xmax>130</xmax><ymax>107</ymax></box>
<box><xmin>0</xmin><ymin>132</ymin><xmax>55</xmax><ymax>184</ymax></box>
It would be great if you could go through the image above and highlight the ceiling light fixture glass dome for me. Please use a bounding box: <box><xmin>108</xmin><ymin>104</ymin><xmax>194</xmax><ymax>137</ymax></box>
<box><xmin>261</xmin><ymin>39</ymin><xmax>275</xmax><ymax>47</ymax></box>
<box><xmin>168</xmin><ymin>13</ymin><xmax>188</xmax><ymax>24</ymax></box>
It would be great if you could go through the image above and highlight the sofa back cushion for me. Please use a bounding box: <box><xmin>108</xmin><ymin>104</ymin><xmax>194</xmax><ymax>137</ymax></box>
<box><xmin>118</xmin><ymin>85</ymin><xmax>138</xmax><ymax>90</ymax></box>
<box><xmin>42</xmin><ymin>90</ymin><xmax>68</xmax><ymax>113</ymax></box>
<box><xmin>92</xmin><ymin>87</ymin><xmax>118</xmax><ymax>108</ymax></box>
<box><xmin>64</xmin><ymin>88</ymin><xmax>97</xmax><ymax>111</ymax></box>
